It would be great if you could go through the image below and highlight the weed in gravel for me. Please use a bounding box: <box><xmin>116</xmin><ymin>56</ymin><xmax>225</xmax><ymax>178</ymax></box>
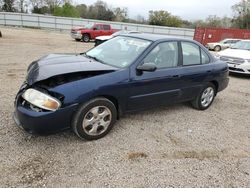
<box><xmin>127</xmin><ymin>152</ymin><xmax>148</xmax><ymax>160</ymax></box>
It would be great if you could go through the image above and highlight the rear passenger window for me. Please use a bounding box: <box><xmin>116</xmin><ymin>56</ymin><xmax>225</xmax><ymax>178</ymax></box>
<box><xmin>201</xmin><ymin>50</ymin><xmax>210</xmax><ymax>64</ymax></box>
<box><xmin>181</xmin><ymin>42</ymin><xmax>210</xmax><ymax>65</ymax></box>
<box><xmin>181</xmin><ymin>42</ymin><xmax>200</xmax><ymax>65</ymax></box>
<box><xmin>103</xmin><ymin>25</ymin><xmax>110</xmax><ymax>30</ymax></box>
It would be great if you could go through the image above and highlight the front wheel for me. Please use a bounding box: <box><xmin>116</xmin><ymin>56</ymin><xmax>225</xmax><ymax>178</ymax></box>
<box><xmin>82</xmin><ymin>34</ymin><xmax>90</xmax><ymax>42</ymax></box>
<box><xmin>214</xmin><ymin>45</ymin><xmax>221</xmax><ymax>52</ymax></box>
<box><xmin>72</xmin><ymin>98</ymin><xmax>117</xmax><ymax>140</ymax></box>
<box><xmin>191</xmin><ymin>83</ymin><xmax>216</xmax><ymax>110</ymax></box>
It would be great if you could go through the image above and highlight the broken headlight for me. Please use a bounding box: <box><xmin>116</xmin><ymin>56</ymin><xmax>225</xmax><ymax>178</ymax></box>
<box><xmin>22</xmin><ymin>88</ymin><xmax>61</xmax><ymax>111</ymax></box>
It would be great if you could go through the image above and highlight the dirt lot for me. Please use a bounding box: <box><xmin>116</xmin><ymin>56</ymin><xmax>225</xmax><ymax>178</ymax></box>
<box><xmin>0</xmin><ymin>27</ymin><xmax>250</xmax><ymax>188</ymax></box>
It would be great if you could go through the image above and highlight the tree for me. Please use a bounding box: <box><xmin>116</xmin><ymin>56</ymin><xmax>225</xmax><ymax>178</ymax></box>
<box><xmin>232</xmin><ymin>0</ymin><xmax>250</xmax><ymax>29</ymax></box>
<box><xmin>53</xmin><ymin>2</ymin><xmax>79</xmax><ymax>17</ymax></box>
<box><xmin>2</xmin><ymin>0</ymin><xmax>16</xmax><ymax>12</ymax></box>
<box><xmin>113</xmin><ymin>7</ymin><xmax>127</xmax><ymax>22</ymax></box>
<box><xmin>85</xmin><ymin>1</ymin><xmax>114</xmax><ymax>21</ymax></box>
<box><xmin>75</xmin><ymin>4</ymin><xmax>87</xmax><ymax>18</ymax></box>
<box><xmin>149</xmin><ymin>10</ymin><xmax>182</xmax><ymax>27</ymax></box>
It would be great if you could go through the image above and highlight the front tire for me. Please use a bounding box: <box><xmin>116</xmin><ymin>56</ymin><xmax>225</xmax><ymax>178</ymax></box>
<box><xmin>191</xmin><ymin>83</ymin><xmax>216</xmax><ymax>110</ymax></box>
<box><xmin>72</xmin><ymin>98</ymin><xmax>117</xmax><ymax>140</ymax></box>
<box><xmin>82</xmin><ymin>34</ymin><xmax>90</xmax><ymax>42</ymax></box>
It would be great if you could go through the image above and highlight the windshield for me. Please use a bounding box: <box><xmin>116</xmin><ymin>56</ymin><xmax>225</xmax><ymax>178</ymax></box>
<box><xmin>219</xmin><ymin>39</ymin><xmax>227</xmax><ymax>43</ymax></box>
<box><xmin>231</xmin><ymin>41</ymin><xmax>250</xmax><ymax>50</ymax></box>
<box><xmin>84</xmin><ymin>23</ymin><xmax>94</xmax><ymax>29</ymax></box>
<box><xmin>85</xmin><ymin>36</ymin><xmax>151</xmax><ymax>68</ymax></box>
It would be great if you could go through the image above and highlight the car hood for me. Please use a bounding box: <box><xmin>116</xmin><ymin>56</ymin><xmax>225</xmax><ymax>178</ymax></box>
<box><xmin>26</xmin><ymin>53</ymin><xmax>118</xmax><ymax>85</ymax></box>
<box><xmin>218</xmin><ymin>48</ymin><xmax>250</xmax><ymax>59</ymax></box>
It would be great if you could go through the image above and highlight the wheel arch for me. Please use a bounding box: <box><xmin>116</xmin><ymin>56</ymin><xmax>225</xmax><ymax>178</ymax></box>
<box><xmin>210</xmin><ymin>80</ymin><xmax>219</xmax><ymax>93</ymax></box>
<box><xmin>95</xmin><ymin>95</ymin><xmax>122</xmax><ymax>119</ymax></box>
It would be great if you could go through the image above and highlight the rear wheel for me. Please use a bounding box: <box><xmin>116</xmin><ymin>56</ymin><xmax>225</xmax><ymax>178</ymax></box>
<box><xmin>191</xmin><ymin>83</ymin><xmax>216</xmax><ymax>110</ymax></box>
<box><xmin>72</xmin><ymin>98</ymin><xmax>117</xmax><ymax>140</ymax></box>
<box><xmin>214</xmin><ymin>45</ymin><xmax>221</xmax><ymax>52</ymax></box>
<box><xmin>82</xmin><ymin>34</ymin><xmax>90</xmax><ymax>42</ymax></box>
<box><xmin>75</xmin><ymin>38</ymin><xmax>81</xmax><ymax>42</ymax></box>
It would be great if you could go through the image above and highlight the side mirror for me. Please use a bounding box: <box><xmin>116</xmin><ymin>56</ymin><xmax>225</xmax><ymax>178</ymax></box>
<box><xmin>137</xmin><ymin>63</ymin><xmax>157</xmax><ymax>72</ymax></box>
<box><xmin>93</xmin><ymin>27</ymin><xmax>97</xmax><ymax>30</ymax></box>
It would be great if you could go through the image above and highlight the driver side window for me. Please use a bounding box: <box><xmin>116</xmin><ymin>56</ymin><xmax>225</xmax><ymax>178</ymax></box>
<box><xmin>143</xmin><ymin>42</ymin><xmax>178</xmax><ymax>69</ymax></box>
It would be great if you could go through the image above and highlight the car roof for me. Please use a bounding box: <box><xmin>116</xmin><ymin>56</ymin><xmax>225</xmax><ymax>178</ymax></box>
<box><xmin>119</xmin><ymin>33</ymin><xmax>194</xmax><ymax>42</ymax></box>
<box><xmin>241</xmin><ymin>39</ymin><xmax>250</xmax><ymax>42</ymax></box>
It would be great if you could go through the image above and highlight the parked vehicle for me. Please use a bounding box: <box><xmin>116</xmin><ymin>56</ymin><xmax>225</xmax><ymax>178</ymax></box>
<box><xmin>217</xmin><ymin>40</ymin><xmax>250</xmax><ymax>75</ymax></box>
<box><xmin>71</xmin><ymin>23</ymin><xmax>118</xmax><ymax>42</ymax></box>
<box><xmin>95</xmin><ymin>30</ymin><xmax>141</xmax><ymax>46</ymax></box>
<box><xmin>194</xmin><ymin>27</ymin><xmax>250</xmax><ymax>46</ymax></box>
<box><xmin>206</xmin><ymin>38</ymin><xmax>241</xmax><ymax>51</ymax></box>
<box><xmin>13</xmin><ymin>34</ymin><xmax>229</xmax><ymax>140</ymax></box>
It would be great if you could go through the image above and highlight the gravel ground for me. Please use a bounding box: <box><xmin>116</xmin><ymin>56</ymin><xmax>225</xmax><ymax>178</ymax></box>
<box><xmin>0</xmin><ymin>27</ymin><xmax>250</xmax><ymax>188</ymax></box>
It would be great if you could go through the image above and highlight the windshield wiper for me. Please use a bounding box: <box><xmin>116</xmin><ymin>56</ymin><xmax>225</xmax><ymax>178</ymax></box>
<box><xmin>82</xmin><ymin>53</ymin><xmax>106</xmax><ymax>64</ymax></box>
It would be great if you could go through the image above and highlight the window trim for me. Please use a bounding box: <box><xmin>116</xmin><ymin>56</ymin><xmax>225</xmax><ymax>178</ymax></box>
<box><xmin>180</xmin><ymin>41</ymin><xmax>211</xmax><ymax>67</ymax></box>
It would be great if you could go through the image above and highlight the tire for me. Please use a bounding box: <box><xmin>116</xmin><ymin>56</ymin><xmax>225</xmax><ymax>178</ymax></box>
<box><xmin>75</xmin><ymin>38</ymin><xmax>81</xmax><ymax>42</ymax></box>
<box><xmin>214</xmin><ymin>45</ymin><xmax>221</xmax><ymax>52</ymax></box>
<box><xmin>191</xmin><ymin>83</ymin><xmax>216</xmax><ymax>110</ymax></box>
<box><xmin>82</xmin><ymin>34</ymin><xmax>90</xmax><ymax>42</ymax></box>
<box><xmin>72</xmin><ymin>98</ymin><xmax>117</xmax><ymax>140</ymax></box>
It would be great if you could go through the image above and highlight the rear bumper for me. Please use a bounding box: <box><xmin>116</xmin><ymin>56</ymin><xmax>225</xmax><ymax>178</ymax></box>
<box><xmin>13</xmin><ymin>104</ymin><xmax>78</xmax><ymax>134</ymax></box>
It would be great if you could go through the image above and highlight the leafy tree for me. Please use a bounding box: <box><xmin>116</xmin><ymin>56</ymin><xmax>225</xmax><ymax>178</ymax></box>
<box><xmin>86</xmin><ymin>1</ymin><xmax>114</xmax><ymax>21</ymax></box>
<box><xmin>2</xmin><ymin>0</ymin><xmax>16</xmax><ymax>12</ymax></box>
<box><xmin>53</xmin><ymin>2</ymin><xmax>79</xmax><ymax>17</ymax></box>
<box><xmin>232</xmin><ymin>0</ymin><xmax>250</xmax><ymax>29</ymax></box>
<box><xmin>149</xmin><ymin>10</ymin><xmax>182</xmax><ymax>27</ymax></box>
<box><xmin>75</xmin><ymin>4</ymin><xmax>87</xmax><ymax>18</ymax></box>
<box><xmin>113</xmin><ymin>7</ymin><xmax>127</xmax><ymax>22</ymax></box>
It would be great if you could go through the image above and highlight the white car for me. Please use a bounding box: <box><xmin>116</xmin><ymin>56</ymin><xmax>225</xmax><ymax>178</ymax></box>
<box><xmin>217</xmin><ymin>40</ymin><xmax>250</xmax><ymax>75</ymax></box>
<box><xmin>95</xmin><ymin>30</ymin><xmax>141</xmax><ymax>46</ymax></box>
<box><xmin>206</xmin><ymin>38</ymin><xmax>241</xmax><ymax>52</ymax></box>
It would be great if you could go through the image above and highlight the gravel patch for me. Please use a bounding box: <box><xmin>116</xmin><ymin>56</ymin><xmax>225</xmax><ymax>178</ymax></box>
<box><xmin>0</xmin><ymin>27</ymin><xmax>249</xmax><ymax>188</ymax></box>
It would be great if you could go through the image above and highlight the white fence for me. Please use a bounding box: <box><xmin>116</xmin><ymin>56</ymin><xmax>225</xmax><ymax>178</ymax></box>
<box><xmin>0</xmin><ymin>12</ymin><xmax>195</xmax><ymax>39</ymax></box>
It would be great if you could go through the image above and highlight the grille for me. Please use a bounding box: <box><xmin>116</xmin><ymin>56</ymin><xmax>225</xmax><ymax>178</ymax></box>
<box><xmin>229</xmin><ymin>67</ymin><xmax>245</xmax><ymax>72</ymax></box>
<box><xmin>220</xmin><ymin>56</ymin><xmax>245</xmax><ymax>64</ymax></box>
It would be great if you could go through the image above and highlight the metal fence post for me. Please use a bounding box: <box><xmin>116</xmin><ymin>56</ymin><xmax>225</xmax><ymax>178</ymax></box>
<box><xmin>55</xmin><ymin>17</ymin><xmax>56</xmax><ymax>30</ymax></box>
<box><xmin>21</xmin><ymin>14</ymin><xmax>23</xmax><ymax>27</ymax></box>
<box><xmin>38</xmin><ymin>16</ymin><xmax>40</xmax><ymax>28</ymax></box>
<box><xmin>4</xmin><ymin>13</ymin><xmax>6</xmax><ymax>26</ymax></box>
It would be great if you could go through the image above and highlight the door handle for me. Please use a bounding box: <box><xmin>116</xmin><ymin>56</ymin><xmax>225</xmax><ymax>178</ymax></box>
<box><xmin>206</xmin><ymin>70</ymin><xmax>212</xmax><ymax>73</ymax></box>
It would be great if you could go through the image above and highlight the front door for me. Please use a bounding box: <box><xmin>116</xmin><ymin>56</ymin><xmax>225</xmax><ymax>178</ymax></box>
<box><xmin>127</xmin><ymin>41</ymin><xmax>182</xmax><ymax>111</ymax></box>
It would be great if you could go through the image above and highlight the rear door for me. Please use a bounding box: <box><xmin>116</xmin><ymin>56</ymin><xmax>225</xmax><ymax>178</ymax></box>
<box><xmin>177</xmin><ymin>41</ymin><xmax>213</xmax><ymax>101</ymax></box>
<box><xmin>127</xmin><ymin>41</ymin><xmax>183</xmax><ymax>111</ymax></box>
<box><xmin>103</xmin><ymin>24</ymin><xmax>111</xmax><ymax>36</ymax></box>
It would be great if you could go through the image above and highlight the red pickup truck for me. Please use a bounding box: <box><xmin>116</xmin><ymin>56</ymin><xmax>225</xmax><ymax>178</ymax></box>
<box><xmin>71</xmin><ymin>23</ymin><xmax>118</xmax><ymax>42</ymax></box>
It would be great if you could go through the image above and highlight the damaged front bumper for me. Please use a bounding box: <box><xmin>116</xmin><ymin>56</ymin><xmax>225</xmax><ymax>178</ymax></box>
<box><xmin>13</xmin><ymin>87</ymin><xmax>79</xmax><ymax>134</ymax></box>
<box><xmin>13</xmin><ymin>103</ymin><xmax>78</xmax><ymax>134</ymax></box>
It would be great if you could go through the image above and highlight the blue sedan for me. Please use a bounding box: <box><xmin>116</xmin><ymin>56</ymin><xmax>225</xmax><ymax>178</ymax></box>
<box><xmin>14</xmin><ymin>34</ymin><xmax>229</xmax><ymax>140</ymax></box>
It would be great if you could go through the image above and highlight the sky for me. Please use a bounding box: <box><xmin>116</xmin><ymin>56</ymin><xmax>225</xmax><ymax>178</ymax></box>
<box><xmin>75</xmin><ymin>0</ymin><xmax>240</xmax><ymax>20</ymax></box>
